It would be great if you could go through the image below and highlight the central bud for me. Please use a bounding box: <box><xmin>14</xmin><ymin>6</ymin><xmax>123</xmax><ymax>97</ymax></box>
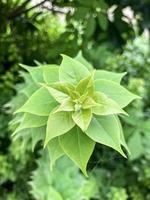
<box><xmin>74</xmin><ymin>103</ymin><xmax>82</xmax><ymax>112</ymax></box>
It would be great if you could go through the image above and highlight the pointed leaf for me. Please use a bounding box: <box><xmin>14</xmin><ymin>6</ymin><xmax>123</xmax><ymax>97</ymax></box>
<box><xmin>45</xmin><ymin>86</ymin><xmax>68</xmax><ymax>104</ymax></box>
<box><xmin>43</xmin><ymin>65</ymin><xmax>59</xmax><ymax>84</ymax></box>
<box><xmin>59</xmin><ymin>55</ymin><xmax>90</xmax><ymax>84</ymax></box>
<box><xmin>54</xmin><ymin>98</ymin><xmax>74</xmax><ymax>113</ymax></box>
<box><xmin>13</xmin><ymin>113</ymin><xmax>47</xmax><ymax>135</ymax></box>
<box><xmin>94</xmin><ymin>70</ymin><xmax>126</xmax><ymax>83</ymax></box>
<box><xmin>95</xmin><ymin>79</ymin><xmax>140</xmax><ymax>108</ymax></box>
<box><xmin>59</xmin><ymin>126</ymin><xmax>95</xmax><ymax>176</ymax></box>
<box><xmin>85</xmin><ymin>115</ymin><xmax>126</xmax><ymax>157</ymax></box>
<box><xmin>50</xmin><ymin>82</ymin><xmax>76</xmax><ymax>98</ymax></box>
<box><xmin>92</xmin><ymin>92</ymin><xmax>127</xmax><ymax>116</ymax></box>
<box><xmin>76</xmin><ymin>71</ymin><xmax>95</xmax><ymax>96</ymax></box>
<box><xmin>72</xmin><ymin>109</ymin><xmax>92</xmax><ymax>131</ymax></box>
<box><xmin>75</xmin><ymin>51</ymin><xmax>93</xmax><ymax>71</ymax></box>
<box><xmin>31</xmin><ymin>126</ymin><xmax>45</xmax><ymax>151</ymax></box>
<box><xmin>128</xmin><ymin>131</ymin><xmax>143</xmax><ymax>160</ymax></box>
<box><xmin>47</xmin><ymin>137</ymin><xmax>64</xmax><ymax>170</ymax></box>
<box><xmin>20</xmin><ymin>64</ymin><xmax>44</xmax><ymax>83</ymax></box>
<box><xmin>116</xmin><ymin>116</ymin><xmax>130</xmax><ymax>155</ymax></box>
<box><xmin>82</xmin><ymin>97</ymin><xmax>98</xmax><ymax>109</ymax></box>
<box><xmin>45</xmin><ymin>111</ymin><xmax>75</xmax><ymax>146</ymax></box>
<box><xmin>15</xmin><ymin>87</ymin><xmax>58</xmax><ymax>116</ymax></box>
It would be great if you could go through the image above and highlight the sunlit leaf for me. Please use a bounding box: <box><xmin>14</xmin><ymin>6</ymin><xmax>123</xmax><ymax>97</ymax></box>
<box><xmin>59</xmin><ymin>126</ymin><xmax>95</xmax><ymax>176</ymax></box>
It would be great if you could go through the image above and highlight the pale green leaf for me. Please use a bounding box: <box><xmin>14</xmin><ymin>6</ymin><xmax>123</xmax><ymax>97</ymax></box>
<box><xmin>45</xmin><ymin>111</ymin><xmax>75</xmax><ymax>146</ymax></box>
<box><xmin>45</xmin><ymin>86</ymin><xmax>68</xmax><ymax>104</ymax></box>
<box><xmin>85</xmin><ymin>115</ymin><xmax>126</xmax><ymax>157</ymax></box>
<box><xmin>128</xmin><ymin>131</ymin><xmax>143</xmax><ymax>160</ymax></box>
<box><xmin>50</xmin><ymin>82</ymin><xmax>75</xmax><ymax>98</ymax></box>
<box><xmin>82</xmin><ymin>97</ymin><xmax>98</xmax><ymax>109</ymax></box>
<box><xmin>47</xmin><ymin>137</ymin><xmax>64</xmax><ymax>170</ymax></box>
<box><xmin>95</xmin><ymin>79</ymin><xmax>140</xmax><ymax>108</ymax></box>
<box><xmin>43</xmin><ymin>65</ymin><xmax>59</xmax><ymax>84</ymax></box>
<box><xmin>31</xmin><ymin>126</ymin><xmax>45</xmax><ymax>151</ymax></box>
<box><xmin>15</xmin><ymin>87</ymin><xmax>58</xmax><ymax>116</ymax></box>
<box><xmin>54</xmin><ymin>98</ymin><xmax>74</xmax><ymax>113</ymax></box>
<box><xmin>94</xmin><ymin>70</ymin><xmax>126</xmax><ymax>83</ymax></box>
<box><xmin>59</xmin><ymin>126</ymin><xmax>95</xmax><ymax>176</ymax></box>
<box><xmin>20</xmin><ymin>83</ymin><xmax>39</xmax><ymax>98</ymax></box>
<box><xmin>92</xmin><ymin>92</ymin><xmax>127</xmax><ymax>116</ymax></box>
<box><xmin>59</xmin><ymin>55</ymin><xmax>90</xmax><ymax>85</ymax></box>
<box><xmin>75</xmin><ymin>51</ymin><xmax>93</xmax><ymax>71</ymax></box>
<box><xmin>72</xmin><ymin>109</ymin><xmax>92</xmax><ymax>131</ymax></box>
<box><xmin>13</xmin><ymin>113</ymin><xmax>47</xmax><ymax>135</ymax></box>
<box><xmin>20</xmin><ymin>64</ymin><xmax>44</xmax><ymax>83</ymax></box>
<box><xmin>76</xmin><ymin>71</ymin><xmax>95</xmax><ymax>96</ymax></box>
<box><xmin>116</xmin><ymin>116</ymin><xmax>130</xmax><ymax>155</ymax></box>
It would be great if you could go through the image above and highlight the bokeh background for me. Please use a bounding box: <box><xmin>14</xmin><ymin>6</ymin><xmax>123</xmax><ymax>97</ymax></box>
<box><xmin>0</xmin><ymin>0</ymin><xmax>150</xmax><ymax>199</ymax></box>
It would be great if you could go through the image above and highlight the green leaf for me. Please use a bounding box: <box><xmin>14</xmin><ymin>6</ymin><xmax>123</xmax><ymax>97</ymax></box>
<box><xmin>31</xmin><ymin>126</ymin><xmax>45</xmax><ymax>151</ymax></box>
<box><xmin>75</xmin><ymin>51</ymin><xmax>93</xmax><ymax>71</ymax></box>
<box><xmin>72</xmin><ymin>109</ymin><xmax>92</xmax><ymax>131</ymax></box>
<box><xmin>85</xmin><ymin>115</ymin><xmax>126</xmax><ymax>157</ymax></box>
<box><xmin>43</xmin><ymin>65</ymin><xmax>59</xmax><ymax>84</ymax></box>
<box><xmin>95</xmin><ymin>79</ymin><xmax>140</xmax><ymax>108</ymax></box>
<box><xmin>59</xmin><ymin>55</ymin><xmax>90</xmax><ymax>85</ymax></box>
<box><xmin>128</xmin><ymin>131</ymin><xmax>143</xmax><ymax>160</ymax></box>
<box><xmin>20</xmin><ymin>83</ymin><xmax>39</xmax><ymax>98</ymax></box>
<box><xmin>98</xmin><ymin>12</ymin><xmax>108</xmax><ymax>31</ymax></box>
<box><xmin>94</xmin><ymin>70</ymin><xmax>126</xmax><ymax>83</ymax></box>
<box><xmin>82</xmin><ymin>97</ymin><xmax>98</xmax><ymax>109</ymax></box>
<box><xmin>116</xmin><ymin>116</ymin><xmax>130</xmax><ymax>155</ymax></box>
<box><xmin>74</xmin><ymin>7</ymin><xmax>89</xmax><ymax>20</ymax></box>
<box><xmin>13</xmin><ymin>113</ymin><xmax>47</xmax><ymax>135</ymax></box>
<box><xmin>50</xmin><ymin>82</ymin><xmax>75</xmax><ymax>98</ymax></box>
<box><xmin>45</xmin><ymin>111</ymin><xmax>75</xmax><ymax>147</ymax></box>
<box><xmin>20</xmin><ymin>64</ymin><xmax>44</xmax><ymax>83</ymax></box>
<box><xmin>54</xmin><ymin>98</ymin><xmax>74</xmax><ymax>113</ymax></box>
<box><xmin>84</xmin><ymin>16</ymin><xmax>96</xmax><ymax>38</ymax></box>
<box><xmin>92</xmin><ymin>92</ymin><xmax>127</xmax><ymax>116</ymax></box>
<box><xmin>76</xmin><ymin>71</ymin><xmax>95</xmax><ymax>96</ymax></box>
<box><xmin>59</xmin><ymin>126</ymin><xmax>95</xmax><ymax>176</ymax></box>
<box><xmin>45</xmin><ymin>86</ymin><xmax>68</xmax><ymax>104</ymax></box>
<box><xmin>15</xmin><ymin>87</ymin><xmax>58</xmax><ymax>116</ymax></box>
<box><xmin>47</xmin><ymin>137</ymin><xmax>64</xmax><ymax>170</ymax></box>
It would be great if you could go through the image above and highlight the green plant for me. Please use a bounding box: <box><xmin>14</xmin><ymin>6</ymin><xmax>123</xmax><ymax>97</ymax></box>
<box><xmin>29</xmin><ymin>152</ymin><xmax>98</xmax><ymax>200</ymax></box>
<box><xmin>10</xmin><ymin>53</ymin><xmax>139</xmax><ymax>176</ymax></box>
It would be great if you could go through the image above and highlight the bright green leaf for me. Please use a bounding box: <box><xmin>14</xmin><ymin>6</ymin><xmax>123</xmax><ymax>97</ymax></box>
<box><xmin>92</xmin><ymin>92</ymin><xmax>127</xmax><ymax>116</ymax></box>
<box><xmin>15</xmin><ymin>87</ymin><xmax>58</xmax><ymax>116</ymax></box>
<box><xmin>45</xmin><ymin>86</ymin><xmax>69</xmax><ymax>104</ymax></box>
<box><xmin>76</xmin><ymin>71</ymin><xmax>95</xmax><ymax>96</ymax></box>
<box><xmin>54</xmin><ymin>98</ymin><xmax>74</xmax><ymax>113</ymax></box>
<box><xmin>59</xmin><ymin>126</ymin><xmax>95</xmax><ymax>176</ymax></box>
<box><xmin>47</xmin><ymin>137</ymin><xmax>64</xmax><ymax>170</ymax></box>
<box><xmin>20</xmin><ymin>64</ymin><xmax>44</xmax><ymax>83</ymax></box>
<box><xmin>59</xmin><ymin>55</ymin><xmax>90</xmax><ymax>85</ymax></box>
<box><xmin>43</xmin><ymin>65</ymin><xmax>59</xmax><ymax>84</ymax></box>
<box><xmin>72</xmin><ymin>109</ymin><xmax>92</xmax><ymax>131</ymax></box>
<box><xmin>85</xmin><ymin>115</ymin><xmax>126</xmax><ymax>157</ymax></box>
<box><xmin>13</xmin><ymin>113</ymin><xmax>47</xmax><ymax>135</ymax></box>
<box><xmin>45</xmin><ymin>111</ymin><xmax>75</xmax><ymax>147</ymax></box>
<box><xmin>95</xmin><ymin>79</ymin><xmax>140</xmax><ymax>108</ymax></box>
<box><xmin>75</xmin><ymin>51</ymin><xmax>93</xmax><ymax>71</ymax></box>
<box><xmin>94</xmin><ymin>70</ymin><xmax>126</xmax><ymax>83</ymax></box>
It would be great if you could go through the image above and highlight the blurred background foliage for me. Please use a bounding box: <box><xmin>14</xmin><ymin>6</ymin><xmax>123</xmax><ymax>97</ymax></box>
<box><xmin>0</xmin><ymin>0</ymin><xmax>150</xmax><ymax>199</ymax></box>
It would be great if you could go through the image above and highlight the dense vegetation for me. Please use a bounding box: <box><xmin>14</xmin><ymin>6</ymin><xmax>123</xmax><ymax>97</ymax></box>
<box><xmin>0</xmin><ymin>0</ymin><xmax>150</xmax><ymax>200</ymax></box>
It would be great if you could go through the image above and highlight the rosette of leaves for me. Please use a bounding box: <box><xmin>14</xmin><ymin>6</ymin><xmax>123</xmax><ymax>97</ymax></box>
<box><xmin>10</xmin><ymin>54</ymin><xmax>139</xmax><ymax>176</ymax></box>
